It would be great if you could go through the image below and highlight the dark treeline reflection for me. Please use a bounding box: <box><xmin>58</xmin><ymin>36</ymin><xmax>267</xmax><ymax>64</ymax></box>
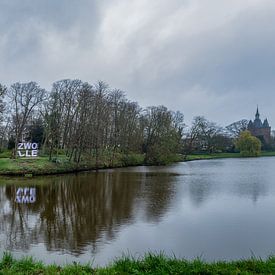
<box><xmin>0</xmin><ymin>171</ymin><xmax>177</xmax><ymax>254</ymax></box>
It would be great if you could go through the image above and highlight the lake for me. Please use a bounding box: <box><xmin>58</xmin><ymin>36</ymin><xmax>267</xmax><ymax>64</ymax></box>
<box><xmin>1</xmin><ymin>157</ymin><xmax>275</xmax><ymax>266</ymax></box>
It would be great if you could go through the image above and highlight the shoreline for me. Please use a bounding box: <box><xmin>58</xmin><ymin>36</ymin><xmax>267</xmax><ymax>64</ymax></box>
<box><xmin>0</xmin><ymin>163</ymin><xmax>146</xmax><ymax>177</ymax></box>
<box><xmin>1</xmin><ymin>152</ymin><xmax>275</xmax><ymax>177</ymax></box>
<box><xmin>0</xmin><ymin>155</ymin><xmax>146</xmax><ymax>177</ymax></box>
<box><xmin>184</xmin><ymin>151</ymin><xmax>275</xmax><ymax>162</ymax></box>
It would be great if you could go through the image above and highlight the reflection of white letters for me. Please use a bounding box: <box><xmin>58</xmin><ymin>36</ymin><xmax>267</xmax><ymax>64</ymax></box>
<box><xmin>16</xmin><ymin>188</ymin><xmax>23</xmax><ymax>196</ymax></box>
<box><xmin>29</xmin><ymin>196</ymin><xmax>36</xmax><ymax>203</ymax></box>
<box><xmin>15</xmin><ymin>187</ymin><xmax>37</xmax><ymax>204</ymax></box>
<box><xmin>15</xmin><ymin>196</ymin><xmax>21</xmax><ymax>203</ymax></box>
<box><xmin>30</xmin><ymin>188</ymin><xmax>36</xmax><ymax>196</ymax></box>
<box><xmin>21</xmin><ymin>196</ymin><xmax>29</xmax><ymax>203</ymax></box>
<box><xmin>24</xmin><ymin>187</ymin><xmax>29</xmax><ymax>195</ymax></box>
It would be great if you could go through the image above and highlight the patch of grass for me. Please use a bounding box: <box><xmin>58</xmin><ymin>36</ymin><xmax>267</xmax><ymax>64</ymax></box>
<box><xmin>260</xmin><ymin>151</ymin><xmax>275</xmax><ymax>157</ymax></box>
<box><xmin>0</xmin><ymin>150</ymin><xmax>12</xmax><ymax>158</ymax></box>
<box><xmin>185</xmin><ymin>151</ymin><xmax>275</xmax><ymax>161</ymax></box>
<box><xmin>185</xmin><ymin>152</ymin><xmax>241</xmax><ymax>161</ymax></box>
<box><xmin>2</xmin><ymin>151</ymin><xmax>275</xmax><ymax>176</ymax></box>
<box><xmin>2</xmin><ymin>253</ymin><xmax>275</xmax><ymax>274</ymax></box>
<box><xmin>0</xmin><ymin>153</ymin><xmax>146</xmax><ymax>176</ymax></box>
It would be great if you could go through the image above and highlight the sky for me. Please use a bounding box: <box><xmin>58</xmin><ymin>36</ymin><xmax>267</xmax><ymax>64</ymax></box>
<box><xmin>0</xmin><ymin>0</ymin><xmax>275</xmax><ymax>126</ymax></box>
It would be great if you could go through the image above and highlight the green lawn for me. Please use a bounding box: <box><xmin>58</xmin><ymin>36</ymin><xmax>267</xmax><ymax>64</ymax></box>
<box><xmin>0</xmin><ymin>153</ymin><xmax>145</xmax><ymax>176</ymax></box>
<box><xmin>1</xmin><ymin>151</ymin><xmax>275</xmax><ymax>176</ymax></box>
<box><xmin>1</xmin><ymin>253</ymin><xmax>275</xmax><ymax>274</ymax></box>
<box><xmin>185</xmin><ymin>151</ymin><xmax>275</xmax><ymax>161</ymax></box>
<box><xmin>0</xmin><ymin>157</ymin><xmax>76</xmax><ymax>175</ymax></box>
<box><xmin>185</xmin><ymin>152</ymin><xmax>241</xmax><ymax>161</ymax></box>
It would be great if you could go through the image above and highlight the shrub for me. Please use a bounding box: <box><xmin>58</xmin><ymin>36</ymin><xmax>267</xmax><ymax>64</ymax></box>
<box><xmin>235</xmin><ymin>131</ymin><xmax>261</xmax><ymax>157</ymax></box>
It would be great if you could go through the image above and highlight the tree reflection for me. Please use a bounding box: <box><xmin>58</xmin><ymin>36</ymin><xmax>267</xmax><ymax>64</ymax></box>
<box><xmin>0</xmin><ymin>171</ymin><xmax>176</xmax><ymax>255</ymax></box>
<box><xmin>140</xmin><ymin>172</ymin><xmax>177</xmax><ymax>222</ymax></box>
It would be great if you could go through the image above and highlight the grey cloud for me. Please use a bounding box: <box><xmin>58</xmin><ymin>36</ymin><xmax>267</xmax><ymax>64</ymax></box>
<box><xmin>114</xmin><ymin>2</ymin><xmax>275</xmax><ymax>124</ymax></box>
<box><xmin>0</xmin><ymin>0</ymin><xmax>100</xmax><ymax>61</ymax></box>
<box><xmin>0</xmin><ymin>0</ymin><xmax>275</xmax><ymax>126</ymax></box>
<box><xmin>0</xmin><ymin>0</ymin><xmax>99</xmax><ymax>30</ymax></box>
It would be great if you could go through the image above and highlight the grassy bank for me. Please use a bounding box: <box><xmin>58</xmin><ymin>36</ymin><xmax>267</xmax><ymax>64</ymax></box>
<box><xmin>1</xmin><ymin>151</ymin><xmax>275</xmax><ymax>176</ymax></box>
<box><xmin>1</xmin><ymin>253</ymin><xmax>275</xmax><ymax>274</ymax></box>
<box><xmin>0</xmin><ymin>153</ymin><xmax>145</xmax><ymax>176</ymax></box>
<box><xmin>185</xmin><ymin>151</ymin><xmax>275</xmax><ymax>161</ymax></box>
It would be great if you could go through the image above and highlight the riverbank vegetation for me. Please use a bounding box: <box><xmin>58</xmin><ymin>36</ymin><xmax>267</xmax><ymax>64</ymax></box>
<box><xmin>235</xmin><ymin>130</ymin><xmax>261</xmax><ymax>157</ymax></box>
<box><xmin>0</xmin><ymin>81</ymin><xmax>184</xmax><ymax>168</ymax></box>
<box><xmin>0</xmin><ymin>153</ymin><xmax>146</xmax><ymax>175</ymax></box>
<box><xmin>0</xmin><ymin>80</ymin><xmax>275</xmax><ymax>175</ymax></box>
<box><xmin>1</xmin><ymin>253</ymin><xmax>275</xmax><ymax>274</ymax></box>
<box><xmin>1</xmin><ymin>150</ymin><xmax>275</xmax><ymax>175</ymax></box>
<box><xmin>185</xmin><ymin>151</ymin><xmax>275</xmax><ymax>161</ymax></box>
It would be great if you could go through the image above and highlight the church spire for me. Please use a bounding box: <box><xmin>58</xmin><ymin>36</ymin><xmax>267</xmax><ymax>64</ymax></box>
<box><xmin>255</xmin><ymin>105</ymin><xmax>260</xmax><ymax>119</ymax></box>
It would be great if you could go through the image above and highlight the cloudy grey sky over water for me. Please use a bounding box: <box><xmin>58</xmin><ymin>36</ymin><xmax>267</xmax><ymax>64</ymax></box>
<box><xmin>0</xmin><ymin>0</ymin><xmax>275</xmax><ymax>126</ymax></box>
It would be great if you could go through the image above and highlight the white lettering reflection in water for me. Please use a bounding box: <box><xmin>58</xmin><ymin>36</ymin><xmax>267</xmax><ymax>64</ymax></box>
<box><xmin>15</xmin><ymin>187</ymin><xmax>36</xmax><ymax>203</ymax></box>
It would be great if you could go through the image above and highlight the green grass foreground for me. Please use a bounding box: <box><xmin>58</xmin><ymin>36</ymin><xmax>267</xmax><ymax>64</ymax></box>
<box><xmin>1</xmin><ymin>253</ymin><xmax>275</xmax><ymax>274</ymax></box>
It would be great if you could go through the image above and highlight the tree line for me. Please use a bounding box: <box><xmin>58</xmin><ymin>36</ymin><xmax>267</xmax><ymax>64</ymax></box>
<box><xmin>0</xmin><ymin>80</ymin><xmax>273</xmax><ymax>165</ymax></box>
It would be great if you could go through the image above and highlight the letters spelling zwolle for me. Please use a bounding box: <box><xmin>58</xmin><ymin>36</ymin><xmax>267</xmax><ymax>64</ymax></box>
<box><xmin>17</xmin><ymin>142</ymin><xmax>38</xmax><ymax>157</ymax></box>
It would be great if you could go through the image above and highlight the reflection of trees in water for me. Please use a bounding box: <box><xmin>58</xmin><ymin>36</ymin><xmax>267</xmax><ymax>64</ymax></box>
<box><xmin>234</xmin><ymin>176</ymin><xmax>267</xmax><ymax>203</ymax></box>
<box><xmin>1</xmin><ymin>171</ymin><xmax>176</xmax><ymax>255</ymax></box>
<box><xmin>39</xmin><ymin>173</ymin><xmax>141</xmax><ymax>254</ymax></box>
<box><xmin>187</xmin><ymin>176</ymin><xmax>213</xmax><ymax>207</ymax></box>
<box><xmin>140</xmin><ymin>173</ymin><xmax>177</xmax><ymax>223</ymax></box>
<box><xmin>187</xmin><ymin>175</ymin><xmax>268</xmax><ymax>206</ymax></box>
<box><xmin>184</xmin><ymin>160</ymin><xmax>270</xmax><ymax>206</ymax></box>
<box><xmin>1</xmin><ymin>186</ymin><xmax>41</xmax><ymax>251</ymax></box>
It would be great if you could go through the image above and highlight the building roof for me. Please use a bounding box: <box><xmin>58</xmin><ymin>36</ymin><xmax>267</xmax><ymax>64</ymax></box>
<box><xmin>263</xmin><ymin>118</ymin><xmax>270</xmax><ymax>127</ymax></box>
<box><xmin>248</xmin><ymin>107</ymin><xmax>270</xmax><ymax>129</ymax></box>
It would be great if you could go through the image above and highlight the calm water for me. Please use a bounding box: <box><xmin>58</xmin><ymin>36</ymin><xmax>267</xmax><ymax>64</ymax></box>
<box><xmin>1</xmin><ymin>157</ymin><xmax>275</xmax><ymax>266</ymax></box>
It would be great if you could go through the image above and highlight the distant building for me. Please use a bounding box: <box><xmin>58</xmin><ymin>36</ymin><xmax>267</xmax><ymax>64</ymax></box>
<box><xmin>247</xmin><ymin>107</ymin><xmax>271</xmax><ymax>144</ymax></box>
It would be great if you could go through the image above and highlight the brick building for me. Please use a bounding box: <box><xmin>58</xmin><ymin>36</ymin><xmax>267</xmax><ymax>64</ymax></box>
<box><xmin>247</xmin><ymin>107</ymin><xmax>271</xmax><ymax>144</ymax></box>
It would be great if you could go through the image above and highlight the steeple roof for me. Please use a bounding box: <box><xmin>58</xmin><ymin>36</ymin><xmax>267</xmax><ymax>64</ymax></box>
<box><xmin>248</xmin><ymin>120</ymin><xmax>253</xmax><ymax>128</ymax></box>
<box><xmin>263</xmin><ymin>118</ymin><xmax>270</xmax><ymax>127</ymax></box>
<box><xmin>255</xmin><ymin>106</ymin><xmax>260</xmax><ymax>119</ymax></box>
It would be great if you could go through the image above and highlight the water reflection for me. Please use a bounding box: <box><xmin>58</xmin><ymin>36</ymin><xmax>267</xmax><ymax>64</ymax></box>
<box><xmin>15</xmin><ymin>187</ymin><xmax>36</xmax><ymax>204</ymax></box>
<box><xmin>182</xmin><ymin>159</ymin><xmax>269</xmax><ymax>206</ymax></box>
<box><xmin>1</xmin><ymin>158</ymin><xmax>275</xmax><ymax>265</ymax></box>
<box><xmin>0</xmin><ymin>171</ymin><xmax>177</xmax><ymax>255</ymax></box>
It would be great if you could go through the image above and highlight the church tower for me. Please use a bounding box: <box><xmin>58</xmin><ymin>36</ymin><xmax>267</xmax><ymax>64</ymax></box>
<box><xmin>247</xmin><ymin>107</ymin><xmax>271</xmax><ymax>144</ymax></box>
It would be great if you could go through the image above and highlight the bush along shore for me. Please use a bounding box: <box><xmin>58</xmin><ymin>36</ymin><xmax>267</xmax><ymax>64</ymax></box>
<box><xmin>1</xmin><ymin>253</ymin><xmax>275</xmax><ymax>274</ymax></box>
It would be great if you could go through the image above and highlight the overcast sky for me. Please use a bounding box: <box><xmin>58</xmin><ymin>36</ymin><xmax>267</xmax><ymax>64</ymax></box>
<box><xmin>0</xmin><ymin>0</ymin><xmax>275</xmax><ymax>126</ymax></box>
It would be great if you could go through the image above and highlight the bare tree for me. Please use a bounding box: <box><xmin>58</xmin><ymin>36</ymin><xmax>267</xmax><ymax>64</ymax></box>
<box><xmin>0</xmin><ymin>84</ymin><xmax>7</xmax><ymax>150</ymax></box>
<box><xmin>184</xmin><ymin>116</ymin><xmax>228</xmax><ymax>155</ymax></box>
<box><xmin>7</xmin><ymin>82</ymin><xmax>46</xmax><ymax>158</ymax></box>
<box><xmin>183</xmin><ymin>116</ymin><xmax>205</xmax><ymax>157</ymax></box>
<box><xmin>1</xmin><ymin>79</ymin><xmax>186</xmax><ymax>166</ymax></box>
<box><xmin>142</xmin><ymin>106</ymin><xmax>183</xmax><ymax>164</ymax></box>
<box><xmin>0</xmin><ymin>84</ymin><xmax>6</xmax><ymax>117</ymax></box>
<box><xmin>226</xmin><ymin>119</ymin><xmax>248</xmax><ymax>138</ymax></box>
